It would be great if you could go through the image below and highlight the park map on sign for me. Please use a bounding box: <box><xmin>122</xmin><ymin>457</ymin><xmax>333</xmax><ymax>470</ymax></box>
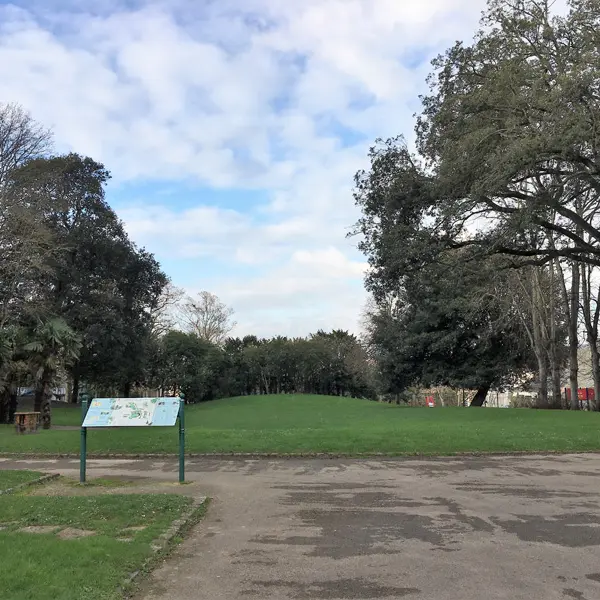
<box><xmin>83</xmin><ymin>398</ymin><xmax>180</xmax><ymax>427</ymax></box>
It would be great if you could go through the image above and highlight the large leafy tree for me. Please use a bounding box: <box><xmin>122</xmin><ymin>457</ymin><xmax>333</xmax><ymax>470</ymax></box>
<box><xmin>352</xmin><ymin>0</ymin><xmax>596</xmax><ymax>406</ymax></box>
<box><xmin>111</xmin><ymin>247</ymin><xmax>168</xmax><ymax>397</ymax></box>
<box><xmin>414</xmin><ymin>0</ymin><xmax>600</xmax><ymax>265</ymax></box>
<box><xmin>0</xmin><ymin>325</ymin><xmax>25</xmax><ymax>424</ymax></box>
<box><xmin>152</xmin><ymin>331</ymin><xmax>223</xmax><ymax>402</ymax></box>
<box><xmin>6</xmin><ymin>153</ymin><xmax>168</xmax><ymax>399</ymax></box>
<box><xmin>367</xmin><ymin>251</ymin><xmax>536</xmax><ymax>405</ymax></box>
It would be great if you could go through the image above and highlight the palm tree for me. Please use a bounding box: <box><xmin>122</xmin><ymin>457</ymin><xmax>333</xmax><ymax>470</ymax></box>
<box><xmin>24</xmin><ymin>318</ymin><xmax>81</xmax><ymax>429</ymax></box>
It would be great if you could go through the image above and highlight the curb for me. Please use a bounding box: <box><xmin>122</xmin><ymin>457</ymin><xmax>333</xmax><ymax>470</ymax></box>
<box><xmin>123</xmin><ymin>496</ymin><xmax>209</xmax><ymax>595</ymax></box>
<box><xmin>0</xmin><ymin>473</ymin><xmax>60</xmax><ymax>495</ymax></box>
<box><xmin>2</xmin><ymin>450</ymin><xmax>600</xmax><ymax>460</ymax></box>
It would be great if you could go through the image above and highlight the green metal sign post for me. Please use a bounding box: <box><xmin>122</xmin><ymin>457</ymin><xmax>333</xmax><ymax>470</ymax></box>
<box><xmin>178</xmin><ymin>395</ymin><xmax>185</xmax><ymax>483</ymax></box>
<box><xmin>80</xmin><ymin>397</ymin><xmax>89</xmax><ymax>483</ymax></box>
<box><xmin>79</xmin><ymin>396</ymin><xmax>185</xmax><ymax>485</ymax></box>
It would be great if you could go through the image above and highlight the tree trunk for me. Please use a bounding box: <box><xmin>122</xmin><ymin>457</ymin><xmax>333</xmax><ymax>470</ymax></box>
<box><xmin>548</xmin><ymin>265</ymin><xmax>562</xmax><ymax>409</ymax></box>
<box><xmin>470</xmin><ymin>384</ymin><xmax>490</xmax><ymax>407</ymax></box>
<box><xmin>580</xmin><ymin>264</ymin><xmax>600</xmax><ymax>411</ymax></box>
<box><xmin>122</xmin><ymin>381</ymin><xmax>131</xmax><ymax>398</ymax></box>
<box><xmin>41</xmin><ymin>390</ymin><xmax>51</xmax><ymax>429</ymax></box>
<box><xmin>0</xmin><ymin>390</ymin><xmax>7</xmax><ymax>424</ymax></box>
<box><xmin>536</xmin><ymin>355</ymin><xmax>549</xmax><ymax>409</ymax></box>
<box><xmin>262</xmin><ymin>372</ymin><xmax>270</xmax><ymax>395</ymax></box>
<box><xmin>8</xmin><ymin>387</ymin><xmax>18</xmax><ymax>424</ymax></box>
<box><xmin>590</xmin><ymin>343</ymin><xmax>600</xmax><ymax>412</ymax></box>
<box><xmin>531</xmin><ymin>267</ymin><xmax>549</xmax><ymax>408</ymax></box>
<box><xmin>34</xmin><ymin>371</ymin><xmax>52</xmax><ymax>429</ymax></box>
<box><xmin>569</xmin><ymin>261</ymin><xmax>580</xmax><ymax>410</ymax></box>
<box><xmin>550</xmin><ymin>358</ymin><xmax>562</xmax><ymax>409</ymax></box>
<box><xmin>33</xmin><ymin>388</ymin><xmax>43</xmax><ymax>413</ymax></box>
<box><xmin>0</xmin><ymin>380</ymin><xmax>16</xmax><ymax>423</ymax></box>
<box><xmin>71</xmin><ymin>373</ymin><xmax>80</xmax><ymax>404</ymax></box>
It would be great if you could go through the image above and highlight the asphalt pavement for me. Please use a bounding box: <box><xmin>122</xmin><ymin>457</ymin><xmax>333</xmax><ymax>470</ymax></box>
<box><xmin>2</xmin><ymin>454</ymin><xmax>600</xmax><ymax>600</ymax></box>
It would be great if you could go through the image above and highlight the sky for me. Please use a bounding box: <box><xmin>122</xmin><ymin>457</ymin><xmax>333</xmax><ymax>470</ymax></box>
<box><xmin>0</xmin><ymin>0</ymin><xmax>487</xmax><ymax>338</ymax></box>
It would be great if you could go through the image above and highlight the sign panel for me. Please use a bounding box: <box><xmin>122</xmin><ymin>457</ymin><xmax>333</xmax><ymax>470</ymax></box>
<box><xmin>564</xmin><ymin>388</ymin><xmax>595</xmax><ymax>401</ymax></box>
<box><xmin>83</xmin><ymin>398</ymin><xmax>180</xmax><ymax>427</ymax></box>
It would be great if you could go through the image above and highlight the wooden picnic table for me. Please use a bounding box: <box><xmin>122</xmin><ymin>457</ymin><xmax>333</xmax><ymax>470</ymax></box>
<box><xmin>14</xmin><ymin>412</ymin><xmax>41</xmax><ymax>434</ymax></box>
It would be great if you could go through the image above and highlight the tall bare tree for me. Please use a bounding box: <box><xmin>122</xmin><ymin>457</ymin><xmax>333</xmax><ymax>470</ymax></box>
<box><xmin>0</xmin><ymin>102</ymin><xmax>53</xmax><ymax>187</ymax></box>
<box><xmin>179</xmin><ymin>291</ymin><xmax>236</xmax><ymax>345</ymax></box>
<box><xmin>150</xmin><ymin>282</ymin><xmax>185</xmax><ymax>338</ymax></box>
<box><xmin>0</xmin><ymin>103</ymin><xmax>55</xmax><ymax>329</ymax></box>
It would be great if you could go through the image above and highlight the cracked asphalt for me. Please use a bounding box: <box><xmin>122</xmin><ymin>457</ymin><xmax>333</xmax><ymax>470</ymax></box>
<box><xmin>2</xmin><ymin>454</ymin><xmax>600</xmax><ymax>600</ymax></box>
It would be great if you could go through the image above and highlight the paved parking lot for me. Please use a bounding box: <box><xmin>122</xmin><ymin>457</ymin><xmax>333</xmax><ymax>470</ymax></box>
<box><xmin>3</xmin><ymin>454</ymin><xmax>600</xmax><ymax>599</ymax></box>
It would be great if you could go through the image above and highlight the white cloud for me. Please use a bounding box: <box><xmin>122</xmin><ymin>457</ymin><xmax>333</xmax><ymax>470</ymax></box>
<box><xmin>199</xmin><ymin>251</ymin><xmax>368</xmax><ymax>339</ymax></box>
<box><xmin>291</xmin><ymin>248</ymin><xmax>367</xmax><ymax>279</ymax></box>
<box><xmin>0</xmin><ymin>0</ymin><xmax>488</xmax><ymax>336</ymax></box>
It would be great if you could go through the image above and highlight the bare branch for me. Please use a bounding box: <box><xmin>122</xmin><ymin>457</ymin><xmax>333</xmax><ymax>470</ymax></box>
<box><xmin>178</xmin><ymin>291</ymin><xmax>236</xmax><ymax>345</ymax></box>
<box><xmin>0</xmin><ymin>103</ymin><xmax>53</xmax><ymax>187</ymax></box>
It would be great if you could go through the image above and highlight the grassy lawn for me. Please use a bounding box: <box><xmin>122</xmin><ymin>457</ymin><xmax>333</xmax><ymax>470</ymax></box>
<box><xmin>0</xmin><ymin>469</ymin><xmax>44</xmax><ymax>491</ymax></box>
<box><xmin>0</xmin><ymin>480</ymin><xmax>193</xmax><ymax>600</ymax></box>
<box><xmin>1</xmin><ymin>394</ymin><xmax>600</xmax><ymax>455</ymax></box>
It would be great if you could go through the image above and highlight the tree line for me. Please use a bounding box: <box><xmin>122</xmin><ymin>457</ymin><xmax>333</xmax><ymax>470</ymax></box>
<box><xmin>149</xmin><ymin>329</ymin><xmax>376</xmax><ymax>403</ymax></box>
<box><xmin>0</xmin><ymin>106</ymin><xmax>376</xmax><ymax>427</ymax></box>
<box><xmin>353</xmin><ymin>0</ymin><xmax>600</xmax><ymax>410</ymax></box>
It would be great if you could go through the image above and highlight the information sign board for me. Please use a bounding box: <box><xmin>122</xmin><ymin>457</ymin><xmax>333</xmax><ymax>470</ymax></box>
<box><xmin>79</xmin><ymin>396</ymin><xmax>185</xmax><ymax>484</ymax></box>
<box><xmin>83</xmin><ymin>398</ymin><xmax>180</xmax><ymax>427</ymax></box>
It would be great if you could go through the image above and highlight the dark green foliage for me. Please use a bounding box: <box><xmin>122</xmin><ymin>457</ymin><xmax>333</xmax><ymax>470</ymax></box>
<box><xmin>369</xmin><ymin>251</ymin><xmax>536</xmax><ymax>398</ymax></box>
<box><xmin>351</xmin><ymin>1</ymin><xmax>597</xmax><ymax>404</ymax></box>
<box><xmin>152</xmin><ymin>331</ymin><xmax>224</xmax><ymax>403</ymax></box>
<box><xmin>1</xmin><ymin>151</ymin><xmax>168</xmax><ymax>416</ymax></box>
<box><xmin>150</xmin><ymin>330</ymin><xmax>377</xmax><ymax>403</ymax></box>
<box><xmin>414</xmin><ymin>0</ymin><xmax>600</xmax><ymax>265</ymax></box>
<box><xmin>353</xmin><ymin>137</ymin><xmax>536</xmax><ymax>401</ymax></box>
<box><xmin>9</xmin><ymin>154</ymin><xmax>168</xmax><ymax>397</ymax></box>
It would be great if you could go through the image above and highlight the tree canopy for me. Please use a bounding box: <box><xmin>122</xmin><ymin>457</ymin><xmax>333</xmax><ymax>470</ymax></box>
<box><xmin>352</xmin><ymin>0</ymin><xmax>599</xmax><ymax>407</ymax></box>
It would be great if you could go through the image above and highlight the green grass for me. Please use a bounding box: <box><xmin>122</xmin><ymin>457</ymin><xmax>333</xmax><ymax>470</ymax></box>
<box><xmin>0</xmin><ymin>488</ymin><xmax>193</xmax><ymax>600</ymax></box>
<box><xmin>2</xmin><ymin>394</ymin><xmax>600</xmax><ymax>455</ymax></box>
<box><xmin>0</xmin><ymin>469</ymin><xmax>44</xmax><ymax>491</ymax></box>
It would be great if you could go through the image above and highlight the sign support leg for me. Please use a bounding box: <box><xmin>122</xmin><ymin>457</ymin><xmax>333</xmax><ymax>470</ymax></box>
<box><xmin>178</xmin><ymin>399</ymin><xmax>185</xmax><ymax>483</ymax></box>
<box><xmin>80</xmin><ymin>399</ymin><xmax>88</xmax><ymax>484</ymax></box>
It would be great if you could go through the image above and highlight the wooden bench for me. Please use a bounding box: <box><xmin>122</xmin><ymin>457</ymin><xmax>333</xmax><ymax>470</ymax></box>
<box><xmin>14</xmin><ymin>412</ymin><xmax>41</xmax><ymax>434</ymax></box>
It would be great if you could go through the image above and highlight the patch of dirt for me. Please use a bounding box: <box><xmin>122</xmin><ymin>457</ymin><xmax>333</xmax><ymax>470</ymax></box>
<box><xmin>122</xmin><ymin>525</ymin><xmax>147</xmax><ymax>533</ymax></box>
<box><xmin>19</xmin><ymin>525</ymin><xmax>59</xmax><ymax>534</ymax></box>
<box><xmin>117</xmin><ymin>537</ymin><xmax>134</xmax><ymax>543</ymax></box>
<box><xmin>27</xmin><ymin>477</ymin><xmax>199</xmax><ymax>498</ymax></box>
<box><xmin>57</xmin><ymin>528</ymin><xmax>96</xmax><ymax>540</ymax></box>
